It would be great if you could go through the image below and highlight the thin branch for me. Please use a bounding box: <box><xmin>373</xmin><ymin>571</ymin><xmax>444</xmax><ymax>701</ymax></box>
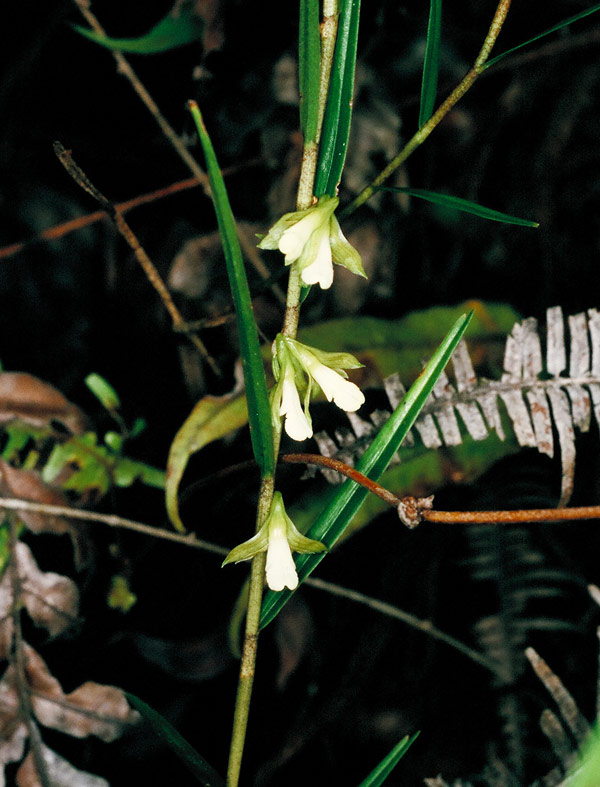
<box><xmin>305</xmin><ymin>575</ymin><xmax>501</xmax><ymax>676</ymax></box>
<box><xmin>0</xmin><ymin>496</ymin><xmax>227</xmax><ymax>556</ymax></box>
<box><xmin>71</xmin><ymin>0</ymin><xmax>212</xmax><ymax>198</ymax></box>
<box><xmin>341</xmin><ymin>0</ymin><xmax>512</xmax><ymax>217</ymax></box>
<box><xmin>283</xmin><ymin>452</ymin><xmax>600</xmax><ymax>525</ymax></box>
<box><xmin>53</xmin><ymin>142</ymin><xmax>221</xmax><ymax>378</ymax></box>
<box><xmin>0</xmin><ymin>495</ymin><xmax>500</xmax><ymax>675</ymax></box>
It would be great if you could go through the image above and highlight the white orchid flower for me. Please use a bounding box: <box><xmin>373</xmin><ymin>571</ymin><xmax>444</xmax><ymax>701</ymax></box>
<box><xmin>279</xmin><ymin>362</ymin><xmax>313</xmax><ymax>441</ymax></box>
<box><xmin>222</xmin><ymin>493</ymin><xmax>326</xmax><ymax>592</ymax></box>
<box><xmin>258</xmin><ymin>195</ymin><xmax>366</xmax><ymax>289</ymax></box>
<box><xmin>270</xmin><ymin>335</ymin><xmax>365</xmax><ymax>441</ymax></box>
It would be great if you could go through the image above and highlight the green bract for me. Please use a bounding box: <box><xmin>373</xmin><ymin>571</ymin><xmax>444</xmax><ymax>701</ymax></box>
<box><xmin>222</xmin><ymin>492</ymin><xmax>326</xmax><ymax>592</ymax></box>
<box><xmin>258</xmin><ymin>195</ymin><xmax>366</xmax><ymax>289</ymax></box>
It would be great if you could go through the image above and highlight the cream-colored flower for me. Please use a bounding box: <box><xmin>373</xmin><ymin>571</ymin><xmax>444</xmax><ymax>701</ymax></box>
<box><xmin>279</xmin><ymin>363</ymin><xmax>313</xmax><ymax>441</ymax></box>
<box><xmin>258</xmin><ymin>195</ymin><xmax>366</xmax><ymax>289</ymax></box>
<box><xmin>270</xmin><ymin>335</ymin><xmax>365</xmax><ymax>441</ymax></box>
<box><xmin>222</xmin><ymin>493</ymin><xmax>326</xmax><ymax>592</ymax></box>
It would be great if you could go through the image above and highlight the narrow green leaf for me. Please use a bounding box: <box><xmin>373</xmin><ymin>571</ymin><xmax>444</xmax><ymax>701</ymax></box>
<box><xmin>419</xmin><ymin>0</ymin><xmax>442</xmax><ymax>128</ymax></box>
<box><xmin>85</xmin><ymin>373</ymin><xmax>120</xmax><ymax>411</ymax></box>
<box><xmin>72</xmin><ymin>9</ymin><xmax>204</xmax><ymax>55</ymax></box>
<box><xmin>260</xmin><ymin>312</ymin><xmax>472</xmax><ymax>628</ymax></box>
<box><xmin>485</xmin><ymin>3</ymin><xmax>600</xmax><ymax>69</ymax></box>
<box><xmin>299</xmin><ymin>0</ymin><xmax>321</xmax><ymax>143</ymax></box>
<box><xmin>125</xmin><ymin>693</ymin><xmax>225</xmax><ymax>786</ymax></box>
<box><xmin>315</xmin><ymin>0</ymin><xmax>361</xmax><ymax>196</ymax></box>
<box><xmin>188</xmin><ymin>102</ymin><xmax>274</xmax><ymax>482</ymax></box>
<box><xmin>356</xmin><ymin>732</ymin><xmax>420</xmax><ymax>787</ymax></box>
<box><xmin>381</xmin><ymin>187</ymin><xmax>539</xmax><ymax>227</ymax></box>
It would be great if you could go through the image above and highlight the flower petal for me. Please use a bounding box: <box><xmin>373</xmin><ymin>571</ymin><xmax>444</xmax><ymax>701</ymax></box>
<box><xmin>299</xmin><ymin>229</ymin><xmax>334</xmax><ymax>289</ymax></box>
<box><xmin>221</xmin><ymin>527</ymin><xmax>269</xmax><ymax>567</ymax></box>
<box><xmin>265</xmin><ymin>525</ymin><xmax>298</xmax><ymax>591</ymax></box>
<box><xmin>277</xmin><ymin>196</ymin><xmax>338</xmax><ymax>264</ymax></box>
<box><xmin>309</xmin><ymin>364</ymin><xmax>365</xmax><ymax>412</ymax></box>
<box><xmin>280</xmin><ymin>366</ymin><xmax>313</xmax><ymax>441</ymax></box>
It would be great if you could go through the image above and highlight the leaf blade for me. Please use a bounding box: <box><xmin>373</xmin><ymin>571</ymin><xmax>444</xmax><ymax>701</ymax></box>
<box><xmin>188</xmin><ymin>102</ymin><xmax>274</xmax><ymax>483</ymax></box>
<box><xmin>381</xmin><ymin>187</ymin><xmax>539</xmax><ymax>227</ymax></box>
<box><xmin>356</xmin><ymin>732</ymin><xmax>420</xmax><ymax>787</ymax></box>
<box><xmin>485</xmin><ymin>3</ymin><xmax>600</xmax><ymax>69</ymax></box>
<box><xmin>315</xmin><ymin>0</ymin><xmax>361</xmax><ymax>196</ymax></box>
<box><xmin>72</xmin><ymin>10</ymin><xmax>204</xmax><ymax>55</ymax></box>
<box><xmin>299</xmin><ymin>0</ymin><xmax>321</xmax><ymax>144</ymax></box>
<box><xmin>260</xmin><ymin>312</ymin><xmax>473</xmax><ymax>628</ymax></box>
<box><xmin>419</xmin><ymin>0</ymin><xmax>442</xmax><ymax>128</ymax></box>
<box><xmin>125</xmin><ymin>693</ymin><xmax>225</xmax><ymax>786</ymax></box>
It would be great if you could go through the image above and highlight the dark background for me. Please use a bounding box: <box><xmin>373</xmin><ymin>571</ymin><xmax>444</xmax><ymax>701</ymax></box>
<box><xmin>2</xmin><ymin>1</ymin><xmax>600</xmax><ymax>784</ymax></box>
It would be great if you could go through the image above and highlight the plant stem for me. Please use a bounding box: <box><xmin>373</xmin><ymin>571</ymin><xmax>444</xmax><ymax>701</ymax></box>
<box><xmin>341</xmin><ymin>0</ymin><xmax>511</xmax><ymax>217</ymax></box>
<box><xmin>226</xmin><ymin>475</ymin><xmax>273</xmax><ymax>787</ymax></box>
<box><xmin>226</xmin><ymin>2</ymin><xmax>342</xmax><ymax>781</ymax></box>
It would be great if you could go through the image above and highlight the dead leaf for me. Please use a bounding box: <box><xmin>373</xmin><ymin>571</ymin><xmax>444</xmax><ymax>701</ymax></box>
<box><xmin>24</xmin><ymin>646</ymin><xmax>139</xmax><ymax>743</ymax></box>
<box><xmin>0</xmin><ymin>460</ymin><xmax>73</xmax><ymax>535</ymax></box>
<box><xmin>0</xmin><ymin>542</ymin><xmax>79</xmax><ymax>661</ymax></box>
<box><xmin>0</xmin><ymin>722</ymin><xmax>27</xmax><ymax>786</ymax></box>
<box><xmin>16</xmin><ymin>743</ymin><xmax>109</xmax><ymax>787</ymax></box>
<box><xmin>0</xmin><ymin>373</ymin><xmax>87</xmax><ymax>434</ymax></box>
<box><xmin>18</xmin><ymin>542</ymin><xmax>79</xmax><ymax>639</ymax></box>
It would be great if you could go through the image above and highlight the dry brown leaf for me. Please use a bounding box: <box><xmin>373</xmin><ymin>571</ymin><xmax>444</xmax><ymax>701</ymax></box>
<box><xmin>0</xmin><ymin>373</ymin><xmax>87</xmax><ymax>434</ymax></box>
<box><xmin>18</xmin><ymin>542</ymin><xmax>79</xmax><ymax>639</ymax></box>
<box><xmin>0</xmin><ymin>461</ymin><xmax>73</xmax><ymax>535</ymax></box>
<box><xmin>24</xmin><ymin>646</ymin><xmax>139</xmax><ymax>743</ymax></box>
<box><xmin>0</xmin><ymin>722</ymin><xmax>27</xmax><ymax>787</ymax></box>
<box><xmin>0</xmin><ymin>543</ymin><xmax>79</xmax><ymax>661</ymax></box>
<box><xmin>16</xmin><ymin>743</ymin><xmax>108</xmax><ymax>787</ymax></box>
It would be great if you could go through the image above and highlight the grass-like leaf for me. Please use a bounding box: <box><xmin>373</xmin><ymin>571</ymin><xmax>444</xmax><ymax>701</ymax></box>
<box><xmin>299</xmin><ymin>0</ymin><xmax>321</xmax><ymax>144</ymax></box>
<box><xmin>72</xmin><ymin>8</ymin><xmax>204</xmax><ymax>55</ymax></box>
<box><xmin>125</xmin><ymin>693</ymin><xmax>225</xmax><ymax>786</ymax></box>
<box><xmin>260</xmin><ymin>312</ymin><xmax>472</xmax><ymax>629</ymax></box>
<box><xmin>188</xmin><ymin>102</ymin><xmax>274</xmax><ymax>480</ymax></box>
<box><xmin>485</xmin><ymin>3</ymin><xmax>600</xmax><ymax>69</ymax></box>
<box><xmin>356</xmin><ymin>732</ymin><xmax>420</xmax><ymax>787</ymax></box>
<box><xmin>381</xmin><ymin>187</ymin><xmax>539</xmax><ymax>227</ymax></box>
<box><xmin>419</xmin><ymin>0</ymin><xmax>442</xmax><ymax>128</ymax></box>
<box><xmin>315</xmin><ymin>0</ymin><xmax>361</xmax><ymax>197</ymax></box>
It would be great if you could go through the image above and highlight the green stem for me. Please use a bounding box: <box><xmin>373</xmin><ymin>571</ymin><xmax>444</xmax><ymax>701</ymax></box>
<box><xmin>226</xmin><ymin>3</ymin><xmax>341</xmax><ymax>781</ymax></box>
<box><xmin>226</xmin><ymin>475</ymin><xmax>273</xmax><ymax>787</ymax></box>
<box><xmin>341</xmin><ymin>0</ymin><xmax>511</xmax><ymax>217</ymax></box>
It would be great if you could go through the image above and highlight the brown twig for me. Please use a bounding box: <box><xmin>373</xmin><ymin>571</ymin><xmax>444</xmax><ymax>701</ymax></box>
<box><xmin>282</xmin><ymin>452</ymin><xmax>600</xmax><ymax>525</ymax></box>
<box><xmin>53</xmin><ymin>142</ymin><xmax>221</xmax><ymax>377</ymax></box>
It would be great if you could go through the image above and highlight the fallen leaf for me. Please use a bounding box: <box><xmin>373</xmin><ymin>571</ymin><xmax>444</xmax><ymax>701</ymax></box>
<box><xmin>0</xmin><ymin>373</ymin><xmax>87</xmax><ymax>434</ymax></box>
<box><xmin>16</xmin><ymin>743</ymin><xmax>109</xmax><ymax>787</ymax></box>
<box><xmin>17</xmin><ymin>542</ymin><xmax>79</xmax><ymax>638</ymax></box>
<box><xmin>23</xmin><ymin>646</ymin><xmax>139</xmax><ymax>743</ymax></box>
<box><xmin>0</xmin><ymin>460</ymin><xmax>73</xmax><ymax>535</ymax></box>
<box><xmin>0</xmin><ymin>722</ymin><xmax>27</xmax><ymax>786</ymax></box>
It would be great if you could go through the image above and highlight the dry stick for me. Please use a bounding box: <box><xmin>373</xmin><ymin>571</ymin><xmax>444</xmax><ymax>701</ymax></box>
<box><xmin>341</xmin><ymin>0</ymin><xmax>512</xmax><ymax>218</ymax></box>
<box><xmin>0</xmin><ymin>496</ymin><xmax>497</xmax><ymax>674</ymax></box>
<box><xmin>0</xmin><ymin>496</ymin><xmax>226</xmax><ymax>555</ymax></box>
<box><xmin>525</xmin><ymin>647</ymin><xmax>591</xmax><ymax>745</ymax></box>
<box><xmin>53</xmin><ymin>142</ymin><xmax>221</xmax><ymax>378</ymax></box>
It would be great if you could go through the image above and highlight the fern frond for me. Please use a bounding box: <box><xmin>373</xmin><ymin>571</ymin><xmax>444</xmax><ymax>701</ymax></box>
<box><xmin>315</xmin><ymin>307</ymin><xmax>600</xmax><ymax>505</ymax></box>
